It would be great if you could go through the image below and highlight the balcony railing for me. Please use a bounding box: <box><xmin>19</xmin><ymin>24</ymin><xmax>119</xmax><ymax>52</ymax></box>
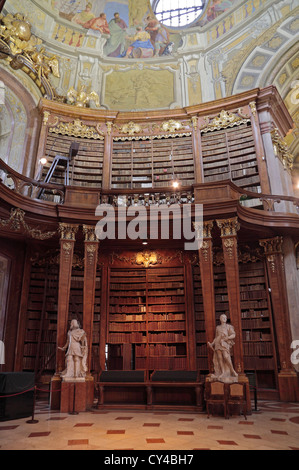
<box><xmin>0</xmin><ymin>158</ymin><xmax>298</xmax><ymax>214</ymax></box>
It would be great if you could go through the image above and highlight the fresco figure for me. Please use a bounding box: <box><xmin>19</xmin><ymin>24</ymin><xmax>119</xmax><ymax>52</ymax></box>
<box><xmin>104</xmin><ymin>12</ymin><xmax>128</xmax><ymax>57</ymax></box>
<box><xmin>145</xmin><ymin>15</ymin><xmax>170</xmax><ymax>56</ymax></box>
<box><xmin>71</xmin><ymin>2</ymin><xmax>95</xmax><ymax>25</ymax></box>
<box><xmin>83</xmin><ymin>12</ymin><xmax>110</xmax><ymax>34</ymax></box>
<box><xmin>124</xmin><ymin>27</ymin><xmax>154</xmax><ymax>58</ymax></box>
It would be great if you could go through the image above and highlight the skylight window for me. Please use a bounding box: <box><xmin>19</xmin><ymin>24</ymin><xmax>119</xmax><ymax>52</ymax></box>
<box><xmin>152</xmin><ymin>0</ymin><xmax>205</xmax><ymax>28</ymax></box>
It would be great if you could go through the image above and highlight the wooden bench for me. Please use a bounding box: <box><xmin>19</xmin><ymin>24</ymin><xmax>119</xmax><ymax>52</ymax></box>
<box><xmin>96</xmin><ymin>370</ymin><xmax>204</xmax><ymax>411</ymax></box>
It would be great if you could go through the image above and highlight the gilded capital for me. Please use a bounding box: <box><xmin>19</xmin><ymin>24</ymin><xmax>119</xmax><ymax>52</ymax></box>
<box><xmin>83</xmin><ymin>225</ymin><xmax>99</xmax><ymax>243</ymax></box>
<box><xmin>216</xmin><ymin>217</ymin><xmax>240</xmax><ymax>237</ymax></box>
<box><xmin>259</xmin><ymin>236</ymin><xmax>283</xmax><ymax>255</ymax></box>
<box><xmin>193</xmin><ymin>220</ymin><xmax>214</xmax><ymax>239</ymax></box>
<box><xmin>58</xmin><ymin>223</ymin><xmax>79</xmax><ymax>241</ymax></box>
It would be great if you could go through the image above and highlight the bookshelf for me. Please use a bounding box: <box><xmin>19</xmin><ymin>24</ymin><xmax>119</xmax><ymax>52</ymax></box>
<box><xmin>201</xmin><ymin>123</ymin><xmax>261</xmax><ymax>192</ymax></box>
<box><xmin>91</xmin><ymin>267</ymin><xmax>102</xmax><ymax>374</ymax></box>
<box><xmin>192</xmin><ymin>265</ymin><xmax>208</xmax><ymax>371</ymax></box>
<box><xmin>43</xmin><ymin>133</ymin><xmax>104</xmax><ymax>187</ymax></box>
<box><xmin>23</xmin><ymin>265</ymin><xmax>59</xmax><ymax>374</ymax></box>
<box><xmin>111</xmin><ymin>135</ymin><xmax>195</xmax><ymax>189</ymax></box>
<box><xmin>147</xmin><ymin>267</ymin><xmax>187</xmax><ymax>371</ymax></box>
<box><xmin>239</xmin><ymin>261</ymin><xmax>277</xmax><ymax>389</ymax></box>
<box><xmin>107</xmin><ymin>266</ymin><xmax>187</xmax><ymax>372</ymax></box>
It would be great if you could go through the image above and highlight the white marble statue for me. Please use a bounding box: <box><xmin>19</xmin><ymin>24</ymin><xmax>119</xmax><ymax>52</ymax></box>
<box><xmin>208</xmin><ymin>314</ymin><xmax>238</xmax><ymax>383</ymax></box>
<box><xmin>59</xmin><ymin>319</ymin><xmax>88</xmax><ymax>380</ymax></box>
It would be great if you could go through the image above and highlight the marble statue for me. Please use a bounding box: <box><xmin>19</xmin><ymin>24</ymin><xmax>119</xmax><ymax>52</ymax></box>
<box><xmin>59</xmin><ymin>319</ymin><xmax>88</xmax><ymax>380</ymax></box>
<box><xmin>208</xmin><ymin>314</ymin><xmax>238</xmax><ymax>383</ymax></box>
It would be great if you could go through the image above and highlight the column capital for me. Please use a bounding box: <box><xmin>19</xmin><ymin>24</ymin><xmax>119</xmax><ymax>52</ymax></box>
<box><xmin>217</xmin><ymin>217</ymin><xmax>240</xmax><ymax>237</ymax></box>
<box><xmin>193</xmin><ymin>220</ymin><xmax>214</xmax><ymax>239</ymax></box>
<box><xmin>83</xmin><ymin>224</ymin><xmax>99</xmax><ymax>243</ymax></box>
<box><xmin>259</xmin><ymin>236</ymin><xmax>283</xmax><ymax>255</ymax></box>
<box><xmin>58</xmin><ymin>223</ymin><xmax>79</xmax><ymax>241</ymax></box>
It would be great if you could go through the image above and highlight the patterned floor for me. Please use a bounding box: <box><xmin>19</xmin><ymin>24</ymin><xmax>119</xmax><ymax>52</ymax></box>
<box><xmin>0</xmin><ymin>400</ymin><xmax>299</xmax><ymax>450</ymax></box>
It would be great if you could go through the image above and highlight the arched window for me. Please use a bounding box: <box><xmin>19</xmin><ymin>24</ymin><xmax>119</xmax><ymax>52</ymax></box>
<box><xmin>151</xmin><ymin>0</ymin><xmax>206</xmax><ymax>28</ymax></box>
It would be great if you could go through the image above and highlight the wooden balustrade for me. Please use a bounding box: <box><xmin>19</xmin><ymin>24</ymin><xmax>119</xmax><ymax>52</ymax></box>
<box><xmin>1</xmin><ymin>158</ymin><xmax>299</xmax><ymax>214</ymax></box>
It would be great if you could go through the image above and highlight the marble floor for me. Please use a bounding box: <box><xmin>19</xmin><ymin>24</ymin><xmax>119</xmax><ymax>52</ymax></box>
<box><xmin>0</xmin><ymin>400</ymin><xmax>299</xmax><ymax>451</ymax></box>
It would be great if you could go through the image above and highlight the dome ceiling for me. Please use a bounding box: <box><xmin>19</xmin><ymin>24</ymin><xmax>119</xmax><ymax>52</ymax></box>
<box><xmin>0</xmin><ymin>0</ymin><xmax>298</xmax><ymax>177</ymax></box>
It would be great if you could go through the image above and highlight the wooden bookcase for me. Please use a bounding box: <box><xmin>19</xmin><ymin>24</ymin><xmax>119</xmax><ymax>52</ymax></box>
<box><xmin>43</xmin><ymin>133</ymin><xmax>104</xmax><ymax>187</ymax></box>
<box><xmin>192</xmin><ymin>265</ymin><xmax>208</xmax><ymax>372</ymax></box>
<box><xmin>91</xmin><ymin>267</ymin><xmax>102</xmax><ymax>374</ymax></box>
<box><xmin>111</xmin><ymin>135</ymin><xmax>195</xmax><ymax>189</ymax></box>
<box><xmin>239</xmin><ymin>261</ymin><xmax>277</xmax><ymax>389</ymax></box>
<box><xmin>107</xmin><ymin>266</ymin><xmax>188</xmax><ymax>373</ymax></box>
<box><xmin>201</xmin><ymin>123</ymin><xmax>261</xmax><ymax>192</ymax></box>
<box><xmin>23</xmin><ymin>264</ymin><xmax>59</xmax><ymax>375</ymax></box>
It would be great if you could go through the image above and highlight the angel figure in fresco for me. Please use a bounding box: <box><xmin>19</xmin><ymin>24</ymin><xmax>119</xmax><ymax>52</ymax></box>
<box><xmin>67</xmin><ymin>84</ymin><xmax>100</xmax><ymax>107</ymax></box>
<box><xmin>59</xmin><ymin>319</ymin><xmax>88</xmax><ymax>379</ymax></box>
<box><xmin>208</xmin><ymin>314</ymin><xmax>238</xmax><ymax>383</ymax></box>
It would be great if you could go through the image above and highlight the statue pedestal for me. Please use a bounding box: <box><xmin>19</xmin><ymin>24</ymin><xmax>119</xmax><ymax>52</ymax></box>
<box><xmin>59</xmin><ymin>376</ymin><xmax>94</xmax><ymax>413</ymax></box>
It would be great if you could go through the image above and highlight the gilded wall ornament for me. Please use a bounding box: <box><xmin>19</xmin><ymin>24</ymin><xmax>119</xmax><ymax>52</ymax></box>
<box><xmin>67</xmin><ymin>85</ymin><xmax>100</xmax><ymax>108</ymax></box>
<box><xmin>135</xmin><ymin>251</ymin><xmax>161</xmax><ymax>268</ymax></box>
<box><xmin>116</xmin><ymin>121</ymin><xmax>143</xmax><ymax>135</ymax></box>
<box><xmin>0</xmin><ymin>207</ymin><xmax>57</xmax><ymax>240</ymax></box>
<box><xmin>271</xmin><ymin>128</ymin><xmax>294</xmax><ymax>171</ymax></box>
<box><xmin>200</xmin><ymin>110</ymin><xmax>250</xmax><ymax>133</ymax></box>
<box><xmin>0</xmin><ymin>13</ymin><xmax>59</xmax><ymax>98</ymax></box>
<box><xmin>49</xmin><ymin>119</ymin><xmax>104</xmax><ymax>140</ymax></box>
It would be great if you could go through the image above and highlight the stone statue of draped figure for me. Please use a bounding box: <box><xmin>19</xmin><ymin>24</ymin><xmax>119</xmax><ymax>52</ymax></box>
<box><xmin>208</xmin><ymin>314</ymin><xmax>238</xmax><ymax>384</ymax></box>
<box><xmin>59</xmin><ymin>319</ymin><xmax>88</xmax><ymax>380</ymax></box>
